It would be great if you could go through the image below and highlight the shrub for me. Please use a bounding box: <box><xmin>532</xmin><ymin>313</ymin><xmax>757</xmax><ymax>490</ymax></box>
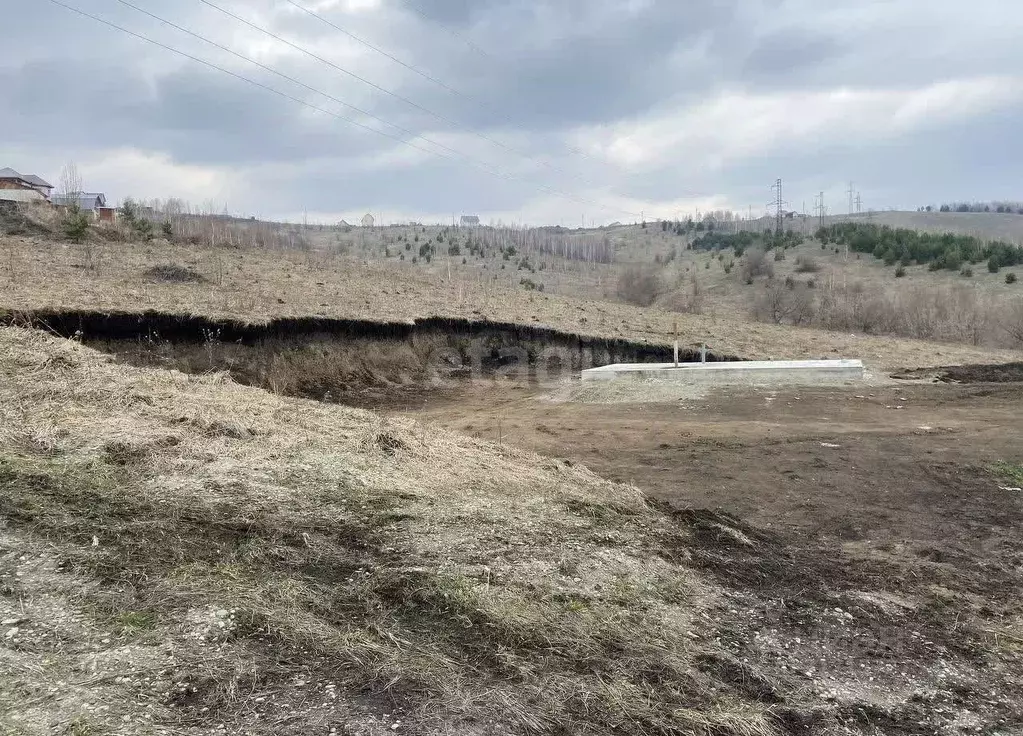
<box><xmin>616</xmin><ymin>267</ymin><xmax>663</xmax><ymax>307</ymax></box>
<box><xmin>960</xmin><ymin>266</ymin><xmax>973</xmax><ymax>278</ymax></box>
<box><xmin>520</xmin><ymin>277</ymin><xmax>544</xmax><ymax>291</ymax></box>
<box><xmin>136</xmin><ymin>218</ymin><xmax>154</xmax><ymax>241</ymax></box>
<box><xmin>988</xmin><ymin>257</ymin><xmax>1001</xmax><ymax>273</ymax></box>
<box><xmin>774</xmin><ymin>249</ymin><xmax>786</xmax><ymax>261</ymax></box>
<box><xmin>750</xmin><ymin>279</ymin><xmax>815</xmax><ymax>325</ymax></box>
<box><xmin>740</xmin><ymin>248</ymin><xmax>774</xmax><ymax>282</ymax></box>
<box><xmin>62</xmin><ymin>207</ymin><xmax>90</xmax><ymax>242</ymax></box>
<box><xmin>448</xmin><ymin>244</ymin><xmax>461</xmax><ymax>256</ymax></box>
<box><xmin>118</xmin><ymin>198</ymin><xmax>154</xmax><ymax>241</ymax></box>
<box><xmin>795</xmin><ymin>255</ymin><xmax>820</xmax><ymax>273</ymax></box>
<box><xmin>1008</xmin><ymin>273</ymin><xmax>1018</xmax><ymax>284</ymax></box>
<box><xmin>895</xmin><ymin>266</ymin><xmax>907</xmax><ymax>278</ymax></box>
<box><xmin>161</xmin><ymin>220</ymin><xmax>173</xmax><ymax>238</ymax></box>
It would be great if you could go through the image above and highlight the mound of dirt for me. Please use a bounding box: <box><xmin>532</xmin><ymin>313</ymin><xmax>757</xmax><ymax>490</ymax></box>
<box><xmin>894</xmin><ymin>362</ymin><xmax>1023</xmax><ymax>383</ymax></box>
<box><xmin>142</xmin><ymin>263</ymin><xmax>207</xmax><ymax>283</ymax></box>
<box><xmin>938</xmin><ymin>361</ymin><xmax>1023</xmax><ymax>383</ymax></box>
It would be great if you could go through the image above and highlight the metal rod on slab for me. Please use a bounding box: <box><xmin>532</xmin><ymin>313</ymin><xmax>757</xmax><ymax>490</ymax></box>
<box><xmin>673</xmin><ymin>320</ymin><xmax>679</xmax><ymax>368</ymax></box>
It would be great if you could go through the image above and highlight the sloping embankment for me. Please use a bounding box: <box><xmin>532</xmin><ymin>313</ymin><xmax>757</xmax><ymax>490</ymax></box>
<box><xmin>3</xmin><ymin>309</ymin><xmax>738</xmax><ymax>404</ymax></box>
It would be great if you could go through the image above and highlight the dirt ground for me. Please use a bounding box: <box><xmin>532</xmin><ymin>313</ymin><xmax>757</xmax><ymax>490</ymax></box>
<box><xmin>374</xmin><ymin>377</ymin><xmax>1023</xmax><ymax>733</ymax></box>
<box><xmin>384</xmin><ymin>378</ymin><xmax>1023</xmax><ymax>536</ymax></box>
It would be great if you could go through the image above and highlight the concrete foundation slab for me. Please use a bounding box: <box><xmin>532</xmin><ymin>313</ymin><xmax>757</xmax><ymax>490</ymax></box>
<box><xmin>580</xmin><ymin>359</ymin><xmax>864</xmax><ymax>385</ymax></box>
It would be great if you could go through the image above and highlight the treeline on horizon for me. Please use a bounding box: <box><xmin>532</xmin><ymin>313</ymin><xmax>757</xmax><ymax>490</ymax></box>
<box><xmin>663</xmin><ymin>220</ymin><xmax>1023</xmax><ymax>276</ymax></box>
<box><xmin>921</xmin><ymin>201</ymin><xmax>1023</xmax><ymax>214</ymax></box>
<box><xmin>816</xmin><ymin>223</ymin><xmax>1023</xmax><ymax>273</ymax></box>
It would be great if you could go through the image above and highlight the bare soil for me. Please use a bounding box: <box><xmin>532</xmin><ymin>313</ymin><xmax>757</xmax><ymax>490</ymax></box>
<box><xmin>382</xmin><ymin>378</ymin><xmax>1023</xmax><ymax>733</ymax></box>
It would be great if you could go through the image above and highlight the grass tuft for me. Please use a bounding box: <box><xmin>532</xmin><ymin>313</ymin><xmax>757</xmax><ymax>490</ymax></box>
<box><xmin>993</xmin><ymin>461</ymin><xmax>1023</xmax><ymax>486</ymax></box>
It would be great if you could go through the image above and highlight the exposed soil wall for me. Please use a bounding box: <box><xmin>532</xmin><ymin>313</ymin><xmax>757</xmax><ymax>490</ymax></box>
<box><xmin>5</xmin><ymin>309</ymin><xmax>739</xmax><ymax>404</ymax></box>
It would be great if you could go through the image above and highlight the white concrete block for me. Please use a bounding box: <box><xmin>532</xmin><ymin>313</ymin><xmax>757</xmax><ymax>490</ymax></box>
<box><xmin>580</xmin><ymin>359</ymin><xmax>864</xmax><ymax>385</ymax></box>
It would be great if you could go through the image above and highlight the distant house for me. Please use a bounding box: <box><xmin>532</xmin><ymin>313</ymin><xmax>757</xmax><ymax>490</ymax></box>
<box><xmin>361</xmin><ymin>213</ymin><xmax>375</xmax><ymax>228</ymax></box>
<box><xmin>53</xmin><ymin>192</ymin><xmax>107</xmax><ymax>213</ymax></box>
<box><xmin>0</xmin><ymin>167</ymin><xmax>53</xmax><ymax>202</ymax></box>
<box><xmin>53</xmin><ymin>191</ymin><xmax>108</xmax><ymax>217</ymax></box>
<box><xmin>460</xmin><ymin>215</ymin><xmax>480</xmax><ymax>227</ymax></box>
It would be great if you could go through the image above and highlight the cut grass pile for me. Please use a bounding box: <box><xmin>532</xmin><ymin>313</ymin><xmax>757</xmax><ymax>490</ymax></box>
<box><xmin>142</xmin><ymin>263</ymin><xmax>206</xmax><ymax>284</ymax></box>
<box><xmin>2</xmin><ymin>235</ymin><xmax>1020</xmax><ymax>371</ymax></box>
<box><xmin>0</xmin><ymin>327</ymin><xmax>775</xmax><ymax>735</ymax></box>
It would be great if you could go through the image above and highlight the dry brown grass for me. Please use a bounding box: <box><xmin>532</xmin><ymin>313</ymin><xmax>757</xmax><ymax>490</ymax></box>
<box><xmin>2</xmin><ymin>234</ymin><xmax>1020</xmax><ymax>371</ymax></box>
<box><xmin>0</xmin><ymin>327</ymin><xmax>783</xmax><ymax>735</ymax></box>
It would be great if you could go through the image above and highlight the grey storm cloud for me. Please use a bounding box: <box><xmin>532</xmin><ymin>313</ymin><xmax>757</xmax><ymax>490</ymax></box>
<box><xmin>3</xmin><ymin>0</ymin><xmax>1023</xmax><ymax>222</ymax></box>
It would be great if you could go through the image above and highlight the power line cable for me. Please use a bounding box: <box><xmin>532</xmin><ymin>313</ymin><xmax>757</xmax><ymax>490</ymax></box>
<box><xmin>198</xmin><ymin>0</ymin><xmax>603</xmax><ymax>186</ymax></box>
<box><xmin>284</xmin><ymin>0</ymin><xmax>600</xmax><ymax>165</ymax></box>
<box><xmin>41</xmin><ymin>0</ymin><xmax>641</xmax><ymax>218</ymax></box>
<box><xmin>283</xmin><ymin>0</ymin><xmax>475</xmax><ymax>105</ymax></box>
<box><xmin>112</xmin><ymin>0</ymin><xmax>486</xmax><ymax>166</ymax></box>
<box><xmin>391</xmin><ymin>0</ymin><xmax>493</xmax><ymax>61</ymax></box>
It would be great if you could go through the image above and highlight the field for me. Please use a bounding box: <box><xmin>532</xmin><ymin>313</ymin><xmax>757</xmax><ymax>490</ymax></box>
<box><xmin>2</xmin><ymin>206</ymin><xmax>1023</xmax><ymax>734</ymax></box>
<box><xmin>2</xmin><ymin>229</ymin><xmax>1021</xmax><ymax>372</ymax></box>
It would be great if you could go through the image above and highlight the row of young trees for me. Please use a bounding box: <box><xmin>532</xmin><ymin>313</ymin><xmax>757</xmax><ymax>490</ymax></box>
<box><xmin>467</xmin><ymin>226</ymin><xmax>615</xmax><ymax>264</ymax></box>
<box><xmin>923</xmin><ymin>202</ymin><xmax>1023</xmax><ymax>214</ymax></box>
<box><xmin>690</xmin><ymin>230</ymin><xmax>804</xmax><ymax>254</ymax></box>
<box><xmin>816</xmin><ymin>223</ymin><xmax>1023</xmax><ymax>273</ymax></box>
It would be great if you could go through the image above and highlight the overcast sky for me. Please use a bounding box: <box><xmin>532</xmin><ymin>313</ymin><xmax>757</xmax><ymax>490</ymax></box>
<box><xmin>3</xmin><ymin>0</ymin><xmax>1022</xmax><ymax>225</ymax></box>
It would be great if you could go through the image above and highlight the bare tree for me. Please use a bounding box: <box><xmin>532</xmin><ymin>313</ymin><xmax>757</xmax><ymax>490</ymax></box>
<box><xmin>1005</xmin><ymin>298</ymin><xmax>1023</xmax><ymax>347</ymax></box>
<box><xmin>58</xmin><ymin>161</ymin><xmax>90</xmax><ymax>245</ymax></box>
<box><xmin>59</xmin><ymin>161</ymin><xmax>83</xmax><ymax>204</ymax></box>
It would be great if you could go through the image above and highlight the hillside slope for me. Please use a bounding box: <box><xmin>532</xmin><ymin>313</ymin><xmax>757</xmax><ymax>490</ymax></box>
<box><xmin>2</xmin><ymin>234</ymin><xmax>1019</xmax><ymax>371</ymax></box>
<box><xmin>3</xmin><ymin>329</ymin><xmax>1022</xmax><ymax>735</ymax></box>
<box><xmin>0</xmin><ymin>326</ymin><xmax>775</xmax><ymax>735</ymax></box>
